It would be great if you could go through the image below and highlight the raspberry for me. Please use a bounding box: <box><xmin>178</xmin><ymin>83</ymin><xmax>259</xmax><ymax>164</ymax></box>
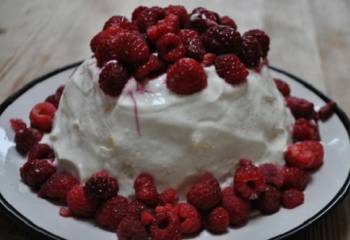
<box><xmin>98</xmin><ymin>61</ymin><xmax>129</xmax><ymax>97</ymax></box>
<box><xmin>281</xmin><ymin>189</ymin><xmax>304</xmax><ymax>209</ymax></box>
<box><xmin>179</xmin><ymin>29</ymin><xmax>198</xmax><ymax>44</ymax></box>
<box><xmin>165</xmin><ymin>5</ymin><xmax>189</xmax><ymax>27</ymax></box>
<box><xmin>141</xmin><ymin>210</ymin><xmax>155</xmax><ymax>225</ymax></box>
<box><xmin>132</xmin><ymin>6</ymin><xmax>148</xmax><ymax>22</ymax></box>
<box><xmin>146</xmin><ymin>14</ymin><xmax>179</xmax><ymax>41</ymax></box>
<box><xmin>38</xmin><ymin>172</ymin><xmax>79</xmax><ymax>202</ymax></box>
<box><xmin>96</xmin><ymin>196</ymin><xmax>129</xmax><ymax>230</ymax></box>
<box><xmin>292</xmin><ymin>118</ymin><xmax>320</xmax><ymax>142</ymax></box>
<box><xmin>155</xmin><ymin>203</ymin><xmax>176</xmax><ymax>215</ymax></box>
<box><xmin>134</xmin><ymin>54</ymin><xmax>165</xmax><ymax>81</ymax></box>
<box><xmin>150</xmin><ymin>211</ymin><xmax>181</xmax><ymax>240</ymax></box>
<box><xmin>156</xmin><ymin>33</ymin><xmax>186</xmax><ymax>62</ymax></box>
<box><xmin>59</xmin><ymin>207</ymin><xmax>72</xmax><ymax>217</ymax></box>
<box><xmin>188</xmin><ymin>7</ymin><xmax>219</xmax><ymax>33</ymax></box>
<box><xmin>318</xmin><ymin>101</ymin><xmax>336</xmax><ymax>121</ymax></box>
<box><xmin>134</xmin><ymin>173</ymin><xmax>159</xmax><ymax>207</ymax></box>
<box><xmin>202</xmin><ymin>53</ymin><xmax>216</xmax><ymax>67</ymax></box>
<box><xmin>221</xmin><ymin>187</ymin><xmax>250</xmax><ymax>226</ymax></box>
<box><xmin>214</xmin><ymin>54</ymin><xmax>248</xmax><ymax>85</ymax></box>
<box><xmin>185</xmin><ymin>37</ymin><xmax>206</xmax><ymax>61</ymax></box>
<box><xmin>66</xmin><ymin>185</ymin><xmax>98</xmax><ymax>218</ymax></box>
<box><xmin>127</xmin><ymin>200</ymin><xmax>148</xmax><ymax>217</ymax></box>
<box><xmin>255</xmin><ymin>186</ymin><xmax>281</xmax><ymax>214</ymax></box>
<box><xmin>285</xmin><ymin>96</ymin><xmax>315</xmax><ymax>119</ymax></box>
<box><xmin>284</xmin><ymin>141</ymin><xmax>324</xmax><ymax>170</ymax></box>
<box><xmin>135</xmin><ymin>6</ymin><xmax>165</xmax><ymax>32</ymax></box>
<box><xmin>84</xmin><ymin>170</ymin><xmax>119</xmax><ymax>200</ymax></box>
<box><xmin>282</xmin><ymin>167</ymin><xmax>310</xmax><ymax>191</ymax></box>
<box><xmin>28</xmin><ymin>143</ymin><xmax>55</xmax><ymax>162</ymax></box>
<box><xmin>176</xmin><ymin>203</ymin><xmax>201</xmax><ymax>234</ymax></box>
<box><xmin>239</xmin><ymin>33</ymin><xmax>262</xmax><ymax>68</ymax></box>
<box><xmin>274</xmin><ymin>78</ymin><xmax>291</xmax><ymax>97</ymax></box>
<box><xmin>259</xmin><ymin>163</ymin><xmax>284</xmax><ymax>189</ymax></box>
<box><xmin>117</xmin><ymin>215</ymin><xmax>149</xmax><ymax>240</ymax></box>
<box><xmin>159</xmin><ymin>188</ymin><xmax>179</xmax><ymax>205</ymax></box>
<box><xmin>207</xmin><ymin>207</ymin><xmax>230</xmax><ymax>234</ymax></box>
<box><xmin>15</xmin><ymin>127</ymin><xmax>43</xmax><ymax>155</ymax></box>
<box><xmin>20</xmin><ymin>159</ymin><xmax>56</xmax><ymax>188</ymax></box>
<box><xmin>10</xmin><ymin>118</ymin><xmax>27</xmax><ymax>133</ymax></box>
<box><xmin>234</xmin><ymin>162</ymin><xmax>266</xmax><ymax>200</ymax></box>
<box><xmin>166</xmin><ymin>58</ymin><xmax>207</xmax><ymax>95</ymax></box>
<box><xmin>243</xmin><ymin>29</ymin><xmax>270</xmax><ymax>58</ymax></box>
<box><xmin>202</xmin><ymin>25</ymin><xmax>242</xmax><ymax>54</ymax></box>
<box><xmin>186</xmin><ymin>173</ymin><xmax>222</xmax><ymax>210</ymax></box>
<box><xmin>45</xmin><ymin>85</ymin><xmax>65</xmax><ymax>108</ymax></box>
<box><xmin>29</xmin><ymin>102</ymin><xmax>56</xmax><ymax>132</ymax></box>
<box><xmin>103</xmin><ymin>15</ymin><xmax>137</xmax><ymax>31</ymax></box>
<box><xmin>220</xmin><ymin>16</ymin><xmax>237</xmax><ymax>30</ymax></box>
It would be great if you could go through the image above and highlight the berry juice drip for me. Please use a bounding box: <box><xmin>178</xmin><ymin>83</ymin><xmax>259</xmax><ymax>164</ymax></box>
<box><xmin>128</xmin><ymin>91</ymin><xmax>141</xmax><ymax>136</ymax></box>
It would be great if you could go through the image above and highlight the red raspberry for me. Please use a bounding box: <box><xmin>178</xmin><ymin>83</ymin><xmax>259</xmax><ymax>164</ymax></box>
<box><xmin>259</xmin><ymin>163</ymin><xmax>284</xmax><ymax>189</ymax></box>
<box><xmin>202</xmin><ymin>25</ymin><xmax>242</xmax><ymax>54</ymax></box>
<box><xmin>215</xmin><ymin>54</ymin><xmax>248</xmax><ymax>86</ymax></box>
<box><xmin>134</xmin><ymin>54</ymin><xmax>165</xmax><ymax>81</ymax></box>
<box><xmin>243</xmin><ymin>29</ymin><xmax>270</xmax><ymax>58</ymax></box>
<box><xmin>159</xmin><ymin>188</ymin><xmax>179</xmax><ymax>205</ymax></box>
<box><xmin>281</xmin><ymin>189</ymin><xmax>304</xmax><ymax>209</ymax></box>
<box><xmin>188</xmin><ymin>7</ymin><xmax>219</xmax><ymax>33</ymax></box>
<box><xmin>202</xmin><ymin>53</ymin><xmax>216</xmax><ymax>67</ymax></box>
<box><xmin>220</xmin><ymin>16</ymin><xmax>237</xmax><ymax>30</ymax></box>
<box><xmin>117</xmin><ymin>215</ymin><xmax>149</xmax><ymax>240</ymax></box>
<box><xmin>255</xmin><ymin>186</ymin><xmax>281</xmax><ymax>214</ymax></box>
<box><xmin>155</xmin><ymin>203</ymin><xmax>176</xmax><ymax>215</ymax></box>
<box><xmin>28</xmin><ymin>143</ymin><xmax>55</xmax><ymax>162</ymax></box>
<box><xmin>285</xmin><ymin>96</ymin><xmax>315</xmax><ymax>119</ymax></box>
<box><xmin>284</xmin><ymin>141</ymin><xmax>324</xmax><ymax>170</ymax></box>
<box><xmin>207</xmin><ymin>207</ymin><xmax>230</xmax><ymax>234</ymax></box>
<box><xmin>29</xmin><ymin>102</ymin><xmax>56</xmax><ymax>132</ymax></box>
<box><xmin>96</xmin><ymin>196</ymin><xmax>129</xmax><ymax>230</ymax></box>
<box><xmin>165</xmin><ymin>5</ymin><xmax>189</xmax><ymax>27</ymax></box>
<box><xmin>221</xmin><ymin>187</ymin><xmax>251</xmax><ymax>226</ymax></box>
<box><xmin>10</xmin><ymin>118</ymin><xmax>27</xmax><ymax>133</ymax></box>
<box><xmin>127</xmin><ymin>199</ymin><xmax>148</xmax><ymax>217</ymax></box>
<box><xmin>135</xmin><ymin>6</ymin><xmax>165</xmax><ymax>32</ymax></box>
<box><xmin>274</xmin><ymin>78</ymin><xmax>291</xmax><ymax>97</ymax></box>
<box><xmin>38</xmin><ymin>172</ymin><xmax>79</xmax><ymax>202</ymax></box>
<box><xmin>141</xmin><ymin>210</ymin><xmax>155</xmax><ymax>225</ymax></box>
<box><xmin>103</xmin><ymin>15</ymin><xmax>137</xmax><ymax>31</ymax></box>
<box><xmin>318</xmin><ymin>101</ymin><xmax>336</xmax><ymax>121</ymax></box>
<box><xmin>98</xmin><ymin>61</ymin><xmax>129</xmax><ymax>97</ymax></box>
<box><xmin>15</xmin><ymin>127</ymin><xmax>43</xmax><ymax>155</ymax></box>
<box><xmin>292</xmin><ymin>118</ymin><xmax>320</xmax><ymax>142</ymax></box>
<box><xmin>234</xmin><ymin>162</ymin><xmax>266</xmax><ymax>200</ymax></box>
<box><xmin>150</xmin><ymin>211</ymin><xmax>181</xmax><ymax>240</ymax></box>
<box><xmin>45</xmin><ymin>85</ymin><xmax>65</xmax><ymax>108</ymax></box>
<box><xmin>239</xmin><ymin>33</ymin><xmax>262</xmax><ymax>68</ymax></box>
<box><xmin>156</xmin><ymin>33</ymin><xmax>186</xmax><ymax>62</ymax></box>
<box><xmin>176</xmin><ymin>203</ymin><xmax>202</xmax><ymax>234</ymax></box>
<box><xmin>132</xmin><ymin>6</ymin><xmax>149</xmax><ymax>22</ymax></box>
<box><xmin>185</xmin><ymin>37</ymin><xmax>206</xmax><ymax>61</ymax></box>
<box><xmin>179</xmin><ymin>29</ymin><xmax>199</xmax><ymax>44</ymax></box>
<box><xmin>20</xmin><ymin>159</ymin><xmax>56</xmax><ymax>188</ymax></box>
<box><xmin>84</xmin><ymin>170</ymin><xmax>119</xmax><ymax>201</ymax></box>
<box><xmin>166</xmin><ymin>58</ymin><xmax>207</xmax><ymax>95</ymax></box>
<box><xmin>66</xmin><ymin>185</ymin><xmax>98</xmax><ymax>218</ymax></box>
<box><xmin>186</xmin><ymin>173</ymin><xmax>222</xmax><ymax>210</ymax></box>
<box><xmin>134</xmin><ymin>173</ymin><xmax>159</xmax><ymax>207</ymax></box>
<box><xmin>282</xmin><ymin>167</ymin><xmax>310</xmax><ymax>191</ymax></box>
<box><xmin>147</xmin><ymin>14</ymin><xmax>179</xmax><ymax>41</ymax></box>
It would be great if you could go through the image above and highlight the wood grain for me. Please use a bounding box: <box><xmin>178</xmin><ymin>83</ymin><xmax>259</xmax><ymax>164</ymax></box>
<box><xmin>0</xmin><ymin>0</ymin><xmax>350</xmax><ymax>239</ymax></box>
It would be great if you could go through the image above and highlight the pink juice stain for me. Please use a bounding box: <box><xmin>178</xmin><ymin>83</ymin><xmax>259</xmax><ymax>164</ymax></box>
<box><xmin>128</xmin><ymin>90</ymin><xmax>141</xmax><ymax>137</ymax></box>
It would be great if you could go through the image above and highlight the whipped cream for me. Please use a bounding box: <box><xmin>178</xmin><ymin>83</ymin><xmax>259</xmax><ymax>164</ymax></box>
<box><xmin>45</xmin><ymin>58</ymin><xmax>293</xmax><ymax>196</ymax></box>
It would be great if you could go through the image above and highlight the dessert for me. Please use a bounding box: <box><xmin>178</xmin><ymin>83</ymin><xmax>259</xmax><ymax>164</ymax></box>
<box><xmin>11</xmin><ymin>5</ymin><xmax>336</xmax><ymax>240</ymax></box>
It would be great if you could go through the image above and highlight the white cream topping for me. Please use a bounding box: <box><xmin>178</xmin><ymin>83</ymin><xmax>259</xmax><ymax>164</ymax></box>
<box><xmin>45</xmin><ymin>58</ymin><xmax>293</xmax><ymax>196</ymax></box>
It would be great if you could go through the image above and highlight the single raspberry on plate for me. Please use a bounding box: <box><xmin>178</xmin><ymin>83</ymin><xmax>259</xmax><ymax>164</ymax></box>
<box><xmin>29</xmin><ymin>102</ymin><xmax>56</xmax><ymax>133</ymax></box>
<box><xmin>188</xmin><ymin>7</ymin><xmax>219</xmax><ymax>33</ymax></box>
<box><xmin>176</xmin><ymin>203</ymin><xmax>202</xmax><ymax>234</ymax></box>
<box><xmin>20</xmin><ymin>159</ymin><xmax>56</xmax><ymax>188</ymax></box>
<box><xmin>159</xmin><ymin>188</ymin><xmax>179</xmax><ymax>205</ymax></box>
<box><xmin>127</xmin><ymin>199</ymin><xmax>148</xmax><ymax>217</ymax></box>
<box><xmin>134</xmin><ymin>54</ymin><xmax>165</xmax><ymax>81</ymax></box>
<box><xmin>239</xmin><ymin>33</ymin><xmax>262</xmax><ymax>68</ymax></box>
<box><xmin>38</xmin><ymin>172</ymin><xmax>79</xmax><ymax>202</ymax></box>
<box><xmin>150</xmin><ymin>211</ymin><xmax>181</xmax><ymax>240</ymax></box>
<box><xmin>292</xmin><ymin>118</ymin><xmax>320</xmax><ymax>142</ymax></box>
<box><xmin>281</xmin><ymin>189</ymin><xmax>304</xmax><ymax>209</ymax></box>
<box><xmin>134</xmin><ymin>6</ymin><xmax>165</xmax><ymax>32</ymax></box>
<box><xmin>214</xmin><ymin>54</ymin><xmax>248</xmax><ymax>86</ymax></box>
<box><xmin>15</xmin><ymin>127</ymin><xmax>43</xmax><ymax>155</ymax></box>
<box><xmin>95</xmin><ymin>195</ymin><xmax>129</xmax><ymax>230</ymax></box>
<box><xmin>221</xmin><ymin>187</ymin><xmax>251</xmax><ymax>226</ymax></box>
<box><xmin>318</xmin><ymin>101</ymin><xmax>336</xmax><ymax>121</ymax></box>
<box><xmin>103</xmin><ymin>15</ymin><xmax>137</xmax><ymax>31</ymax></box>
<box><xmin>66</xmin><ymin>185</ymin><xmax>98</xmax><ymax>218</ymax></box>
<box><xmin>282</xmin><ymin>167</ymin><xmax>310</xmax><ymax>191</ymax></box>
<box><xmin>84</xmin><ymin>170</ymin><xmax>119</xmax><ymax>201</ymax></box>
<box><xmin>186</xmin><ymin>172</ymin><xmax>222</xmax><ymax>210</ymax></box>
<box><xmin>285</xmin><ymin>96</ymin><xmax>315</xmax><ymax>119</ymax></box>
<box><xmin>243</xmin><ymin>29</ymin><xmax>270</xmax><ymax>58</ymax></box>
<box><xmin>259</xmin><ymin>163</ymin><xmax>284</xmax><ymax>189</ymax></box>
<box><xmin>156</xmin><ymin>33</ymin><xmax>186</xmax><ymax>62</ymax></box>
<box><xmin>179</xmin><ymin>29</ymin><xmax>199</xmax><ymax>45</ymax></box>
<box><xmin>284</xmin><ymin>141</ymin><xmax>324</xmax><ymax>170</ymax></box>
<box><xmin>234</xmin><ymin>162</ymin><xmax>266</xmax><ymax>200</ymax></box>
<box><xmin>146</xmin><ymin>14</ymin><xmax>179</xmax><ymax>41</ymax></box>
<box><xmin>202</xmin><ymin>25</ymin><xmax>242</xmax><ymax>54</ymax></box>
<box><xmin>185</xmin><ymin>36</ymin><xmax>206</xmax><ymax>61</ymax></box>
<box><xmin>220</xmin><ymin>16</ymin><xmax>237</xmax><ymax>30</ymax></box>
<box><xmin>274</xmin><ymin>78</ymin><xmax>291</xmax><ymax>97</ymax></box>
<box><xmin>28</xmin><ymin>143</ymin><xmax>55</xmax><ymax>162</ymax></box>
<box><xmin>98</xmin><ymin>61</ymin><xmax>129</xmax><ymax>97</ymax></box>
<box><xmin>202</xmin><ymin>53</ymin><xmax>216</xmax><ymax>67</ymax></box>
<box><xmin>131</xmin><ymin>6</ymin><xmax>149</xmax><ymax>22</ymax></box>
<box><xmin>166</xmin><ymin>58</ymin><xmax>207</xmax><ymax>95</ymax></box>
<box><xmin>134</xmin><ymin>173</ymin><xmax>159</xmax><ymax>207</ymax></box>
<box><xmin>10</xmin><ymin>118</ymin><xmax>27</xmax><ymax>133</ymax></box>
<box><xmin>165</xmin><ymin>5</ymin><xmax>189</xmax><ymax>27</ymax></box>
<box><xmin>207</xmin><ymin>207</ymin><xmax>230</xmax><ymax>234</ymax></box>
<box><xmin>117</xmin><ymin>215</ymin><xmax>149</xmax><ymax>240</ymax></box>
<box><xmin>255</xmin><ymin>186</ymin><xmax>281</xmax><ymax>214</ymax></box>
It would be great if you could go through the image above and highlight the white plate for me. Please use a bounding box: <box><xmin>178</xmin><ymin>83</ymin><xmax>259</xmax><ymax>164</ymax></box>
<box><xmin>0</xmin><ymin>62</ymin><xmax>349</xmax><ymax>240</ymax></box>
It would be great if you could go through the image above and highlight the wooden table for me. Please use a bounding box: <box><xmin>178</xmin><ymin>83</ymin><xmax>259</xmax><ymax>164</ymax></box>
<box><xmin>0</xmin><ymin>0</ymin><xmax>350</xmax><ymax>239</ymax></box>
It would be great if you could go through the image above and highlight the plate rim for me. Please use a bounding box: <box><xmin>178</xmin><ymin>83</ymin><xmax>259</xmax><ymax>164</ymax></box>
<box><xmin>0</xmin><ymin>62</ymin><xmax>349</xmax><ymax>240</ymax></box>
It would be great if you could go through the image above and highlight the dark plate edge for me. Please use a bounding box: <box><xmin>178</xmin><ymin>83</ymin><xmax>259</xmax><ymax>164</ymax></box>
<box><xmin>0</xmin><ymin>63</ymin><xmax>349</xmax><ymax>240</ymax></box>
